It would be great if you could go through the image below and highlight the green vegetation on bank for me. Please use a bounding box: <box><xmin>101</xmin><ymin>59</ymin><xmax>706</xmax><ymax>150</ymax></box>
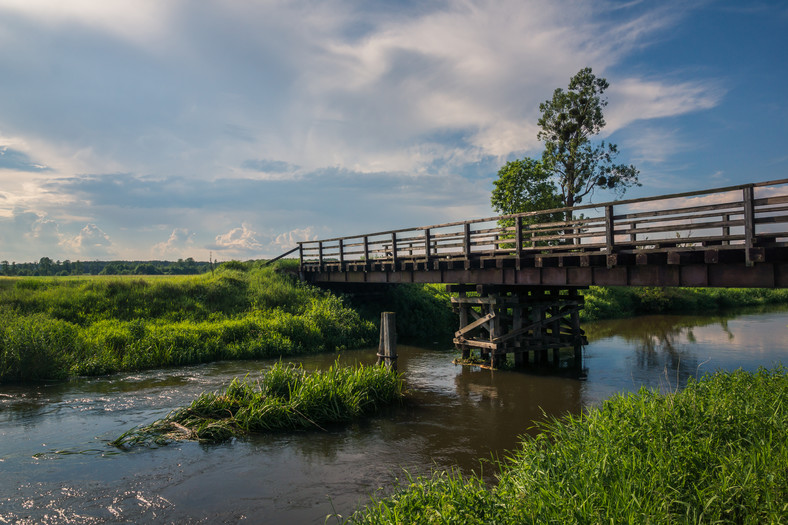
<box><xmin>581</xmin><ymin>286</ymin><xmax>788</xmax><ymax>321</ymax></box>
<box><xmin>0</xmin><ymin>262</ymin><xmax>376</xmax><ymax>382</ymax></box>
<box><xmin>349</xmin><ymin>367</ymin><xmax>788</xmax><ymax>524</ymax></box>
<box><xmin>343</xmin><ymin>283</ymin><xmax>457</xmax><ymax>343</ymax></box>
<box><xmin>112</xmin><ymin>361</ymin><xmax>403</xmax><ymax>446</ymax></box>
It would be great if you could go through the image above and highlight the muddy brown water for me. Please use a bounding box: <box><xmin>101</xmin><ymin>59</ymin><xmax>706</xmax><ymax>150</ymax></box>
<box><xmin>1</xmin><ymin>308</ymin><xmax>786</xmax><ymax>523</ymax></box>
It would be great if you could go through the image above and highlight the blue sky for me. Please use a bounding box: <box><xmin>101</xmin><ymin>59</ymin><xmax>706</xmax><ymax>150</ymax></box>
<box><xmin>1</xmin><ymin>0</ymin><xmax>786</xmax><ymax>262</ymax></box>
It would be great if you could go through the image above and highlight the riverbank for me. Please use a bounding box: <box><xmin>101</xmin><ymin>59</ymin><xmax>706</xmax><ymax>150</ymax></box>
<box><xmin>3</xmin><ymin>263</ymin><xmax>787</xmax><ymax>382</ymax></box>
<box><xmin>581</xmin><ymin>285</ymin><xmax>788</xmax><ymax>321</ymax></box>
<box><xmin>0</xmin><ymin>262</ymin><xmax>377</xmax><ymax>382</ymax></box>
<box><xmin>348</xmin><ymin>367</ymin><xmax>788</xmax><ymax>523</ymax></box>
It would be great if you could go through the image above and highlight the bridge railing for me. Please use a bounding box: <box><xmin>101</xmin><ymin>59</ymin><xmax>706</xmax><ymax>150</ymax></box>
<box><xmin>298</xmin><ymin>178</ymin><xmax>788</xmax><ymax>270</ymax></box>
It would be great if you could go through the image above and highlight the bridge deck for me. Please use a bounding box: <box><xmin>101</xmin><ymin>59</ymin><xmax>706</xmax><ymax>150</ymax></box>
<box><xmin>298</xmin><ymin>179</ymin><xmax>788</xmax><ymax>288</ymax></box>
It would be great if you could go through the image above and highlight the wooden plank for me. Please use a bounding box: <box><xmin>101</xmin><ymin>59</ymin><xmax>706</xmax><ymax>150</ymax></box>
<box><xmin>614</xmin><ymin>201</ymin><xmax>743</xmax><ymax>221</ymax></box>
<box><xmin>616</xmin><ymin>210</ymin><xmax>744</xmax><ymax>227</ymax></box>
<box><xmin>491</xmin><ymin>318</ymin><xmax>543</xmax><ymax>344</ymax></box>
<box><xmin>755</xmin><ymin>195</ymin><xmax>788</xmax><ymax>206</ymax></box>
<box><xmin>453</xmin><ymin>338</ymin><xmax>498</xmax><ymax>350</ymax></box>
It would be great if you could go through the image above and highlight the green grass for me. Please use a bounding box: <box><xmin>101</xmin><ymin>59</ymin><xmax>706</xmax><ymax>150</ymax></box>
<box><xmin>346</xmin><ymin>283</ymin><xmax>458</xmax><ymax>343</ymax></box>
<box><xmin>111</xmin><ymin>361</ymin><xmax>404</xmax><ymax>446</ymax></box>
<box><xmin>581</xmin><ymin>286</ymin><xmax>788</xmax><ymax>321</ymax></box>
<box><xmin>348</xmin><ymin>367</ymin><xmax>788</xmax><ymax>524</ymax></box>
<box><xmin>0</xmin><ymin>262</ymin><xmax>376</xmax><ymax>382</ymax></box>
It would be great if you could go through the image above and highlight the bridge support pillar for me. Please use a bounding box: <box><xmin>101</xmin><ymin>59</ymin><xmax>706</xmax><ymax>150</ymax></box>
<box><xmin>450</xmin><ymin>285</ymin><xmax>587</xmax><ymax>371</ymax></box>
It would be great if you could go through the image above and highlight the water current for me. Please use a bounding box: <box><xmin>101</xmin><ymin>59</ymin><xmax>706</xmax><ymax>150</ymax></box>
<box><xmin>1</xmin><ymin>307</ymin><xmax>786</xmax><ymax>523</ymax></box>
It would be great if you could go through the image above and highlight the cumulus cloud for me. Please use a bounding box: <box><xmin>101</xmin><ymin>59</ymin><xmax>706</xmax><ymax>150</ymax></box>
<box><xmin>152</xmin><ymin>228</ymin><xmax>195</xmax><ymax>257</ymax></box>
<box><xmin>62</xmin><ymin>223</ymin><xmax>114</xmax><ymax>258</ymax></box>
<box><xmin>212</xmin><ymin>223</ymin><xmax>263</xmax><ymax>254</ymax></box>
<box><xmin>271</xmin><ymin>226</ymin><xmax>318</xmax><ymax>252</ymax></box>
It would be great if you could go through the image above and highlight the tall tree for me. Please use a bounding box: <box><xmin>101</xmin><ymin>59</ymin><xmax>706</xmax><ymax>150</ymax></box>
<box><xmin>537</xmin><ymin>67</ymin><xmax>639</xmax><ymax>221</ymax></box>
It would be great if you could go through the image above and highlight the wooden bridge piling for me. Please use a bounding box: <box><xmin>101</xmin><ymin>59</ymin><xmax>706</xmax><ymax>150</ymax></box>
<box><xmin>376</xmin><ymin>312</ymin><xmax>397</xmax><ymax>370</ymax></box>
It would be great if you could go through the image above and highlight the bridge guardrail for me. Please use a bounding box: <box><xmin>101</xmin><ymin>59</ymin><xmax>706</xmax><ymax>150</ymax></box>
<box><xmin>298</xmin><ymin>178</ymin><xmax>788</xmax><ymax>272</ymax></box>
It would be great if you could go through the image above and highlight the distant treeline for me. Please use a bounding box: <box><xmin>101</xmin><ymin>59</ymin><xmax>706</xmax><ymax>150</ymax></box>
<box><xmin>0</xmin><ymin>257</ymin><xmax>212</xmax><ymax>277</ymax></box>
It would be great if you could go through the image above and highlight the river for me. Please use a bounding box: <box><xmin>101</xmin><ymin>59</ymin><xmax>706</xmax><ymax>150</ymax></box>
<box><xmin>1</xmin><ymin>307</ymin><xmax>786</xmax><ymax>523</ymax></box>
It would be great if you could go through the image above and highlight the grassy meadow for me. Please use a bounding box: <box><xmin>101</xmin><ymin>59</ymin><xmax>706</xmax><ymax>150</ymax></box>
<box><xmin>0</xmin><ymin>261</ymin><xmax>376</xmax><ymax>382</ymax></box>
<box><xmin>348</xmin><ymin>367</ymin><xmax>788</xmax><ymax>524</ymax></box>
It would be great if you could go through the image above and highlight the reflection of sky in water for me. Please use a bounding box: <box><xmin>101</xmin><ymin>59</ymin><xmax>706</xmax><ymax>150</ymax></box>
<box><xmin>581</xmin><ymin>311</ymin><xmax>788</xmax><ymax>404</ymax></box>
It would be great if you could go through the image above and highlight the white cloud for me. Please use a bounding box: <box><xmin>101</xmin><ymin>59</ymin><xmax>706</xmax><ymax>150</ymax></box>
<box><xmin>606</xmin><ymin>77</ymin><xmax>724</xmax><ymax>131</ymax></box>
<box><xmin>61</xmin><ymin>223</ymin><xmax>114</xmax><ymax>258</ymax></box>
<box><xmin>271</xmin><ymin>226</ymin><xmax>318</xmax><ymax>253</ymax></box>
<box><xmin>152</xmin><ymin>227</ymin><xmax>195</xmax><ymax>258</ymax></box>
<box><xmin>213</xmin><ymin>223</ymin><xmax>263</xmax><ymax>254</ymax></box>
<box><xmin>0</xmin><ymin>0</ymin><xmax>176</xmax><ymax>49</ymax></box>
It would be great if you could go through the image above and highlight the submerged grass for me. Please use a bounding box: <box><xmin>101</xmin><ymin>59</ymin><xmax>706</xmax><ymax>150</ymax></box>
<box><xmin>112</xmin><ymin>361</ymin><xmax>404</xmax><ymax>446</ymax></box>
<box><xmin>0</xmin><ymin>262</ymin><xmax>376</xmax><ymax>382</ymax></box>
<box><xmin>348</xmin><ymin>367</ymin><xmax>788</xmax><ymax>524</ymax></box>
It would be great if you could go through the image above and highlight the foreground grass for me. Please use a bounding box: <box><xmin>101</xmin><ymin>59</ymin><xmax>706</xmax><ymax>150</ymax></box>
<box><xmin>112</xmin><ymin>361</ymin><xmax>403</xmax><ymax>446</ymax></box>
<box><xmin>349</xmin><ymin>368</ymin><xmax>788</xmax><ymax>524</ymax></box>
<box><xmin>0</xmin><ymin>262</ymin><xmax>376</xmax><ymax>382</ymax></box>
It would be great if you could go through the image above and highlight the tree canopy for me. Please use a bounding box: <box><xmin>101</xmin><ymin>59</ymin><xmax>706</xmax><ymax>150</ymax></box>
<box><xmin>492</xmin><ymin>67</ymin><xmax>639</xmax><ymax>222</ymax></box>
<box><xmin>490</xmin><ymin>157</ymin><xmax>561</xmax><ymax>218</ymax></box>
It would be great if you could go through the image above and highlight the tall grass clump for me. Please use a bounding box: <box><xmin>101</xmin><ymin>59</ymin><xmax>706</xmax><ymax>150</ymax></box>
<box><xmin>349</xmin><ymin>367</ymin><xmax>788</xmax><ymax>524</ymax></box>
<box><xmin>0</xmin><ymin>263</ymin><xmax>376</xmax><ymax>382</ymax></box>
<box><xmin>112</xmin><ymin>361</ymin><xmax>404</xmax><ymax>446</ymax></box>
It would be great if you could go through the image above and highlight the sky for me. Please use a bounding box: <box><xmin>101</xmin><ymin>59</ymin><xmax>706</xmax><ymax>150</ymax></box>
<box><xmin>1</xmin><ymin>0</ymin><xmax>786</xmax><ymax>263</ymax></box>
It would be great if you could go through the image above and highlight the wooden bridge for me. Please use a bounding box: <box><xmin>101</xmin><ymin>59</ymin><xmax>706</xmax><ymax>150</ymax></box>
<box><xmin>296</xmin><ymin>179</ymin><xmax>788</xmax><ymax>369</ymax></box>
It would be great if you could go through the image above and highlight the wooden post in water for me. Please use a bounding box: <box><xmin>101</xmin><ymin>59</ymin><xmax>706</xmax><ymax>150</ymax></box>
<box><xmin>376</xmin><ymin>312</ymin><xmax>397</xmax><ymax>370</ymax></box>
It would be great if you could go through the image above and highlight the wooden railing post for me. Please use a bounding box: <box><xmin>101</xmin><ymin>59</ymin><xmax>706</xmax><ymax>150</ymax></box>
<box><xmin>605</xmin><ymin>205</ymin><xmax>616</xmax><ymax>268</ymax></box>
<box><xmin>363</xmin><ymin>236</ymin><xmax>369</xmax><ymax>269</ymax></box>
<box><xmin>318</xmin><ymin>241</ymin><xmax>324</xmax><ymax>270</ymax></box>
<box><xmin>424</xmin><ymin>228</ymin><xmax>432</xmax><ymax>266</ymax></box>
<box><xmin>743</xmin><ymin>185</ymin><xmax>755</xmax><ymax>266</ymax></box>
<box><xmin>338</xmin><ymin>238</ymin><xmax>344</xmax><ymax>271</ymax></box>
<box><xmin>391</xmin><ymin>232</ymin><xmax>398</xmax><ymax>269</ymax></box>
<box><xmin>298</xmin><ymin>243</ymin><xmax>304</xmax><ymax>270</ymax></box>
<box><xmin>464</xmin><ymin>223</ymin><xmax>471</xmax><ymax>268</ymax></box>
<box><xmin>515</xmin><ymin>216</ymin><xmax>523</xmax><ymax>270</ymax></box>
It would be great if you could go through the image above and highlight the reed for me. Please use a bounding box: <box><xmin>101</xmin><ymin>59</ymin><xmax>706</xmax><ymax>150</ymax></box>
<box><xmin>112</xmin><ymin>361</ymin><xmax>404</xmax><ymax>446</ymax></box>
<box><xmin>348</xmin><ymin>367</ymin><xmax>788</xmax><ymax>524</ymax></box>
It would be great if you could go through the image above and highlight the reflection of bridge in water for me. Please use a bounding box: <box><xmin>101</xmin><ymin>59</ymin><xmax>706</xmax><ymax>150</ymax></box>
<box><xmin>295</xmin><ymin>179</ymin><xmax>788</xmax><ymax>369</ymax></box>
